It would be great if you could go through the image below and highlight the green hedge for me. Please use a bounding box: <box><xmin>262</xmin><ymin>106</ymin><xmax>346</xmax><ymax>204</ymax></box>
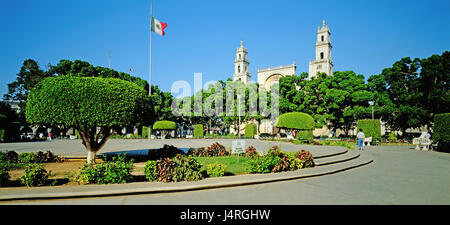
<box><xmin>142</xmin><ymin>126</ymin><xmax>150</xmax><ymax>138</ymax></box>
<box><xmin>153</xmin><ymin>121</ymin><xmax>177</xmax><ymax>130</ymax></box>
<box><xmin>434</xmin><ymin>113</ymin><xmax>450</xmax><ymax>152</ymax></box>
<box><xmin>356</xmin><ymin>119</ymin><xmax>381</xmax><ymax>144</ymax></box>
<box><xmin>297</xmin><ymin>130</ymin><xmax>313</xmax><ymax>141</ymax></box>
<box><xmin>244</xmin><ymin>123</ymin><xmax>257</xmax><ymax>138</ymax></box>
<box><xmin>194</xmin><ymin>124</ymin><xmax>203</xmax><ymax>138</ymax></box>
<box><xmin>276</xmin><ymin>112</ymin><xmax>315</xmax><ymax>130</ymax></box>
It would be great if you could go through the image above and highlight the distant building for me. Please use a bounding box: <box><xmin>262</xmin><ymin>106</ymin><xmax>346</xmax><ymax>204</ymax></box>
<box><xmin>232</xmin><ymin>40</ymin><xmax>251</xmax><ymax>84</ymax></box>
<box><xmin>308</xmin><ymin>20</ymin><xmax>333</xmax><ymax>78</ymax></box>
<box><xmin>0</xmin><ymin>100</ymin><xmax>20</xmax><ymax>113</ymax></box>
<box><xmin>232</xmin><ymin>20</ymin><xmax>334</xmax><ymax>91</ymax></box>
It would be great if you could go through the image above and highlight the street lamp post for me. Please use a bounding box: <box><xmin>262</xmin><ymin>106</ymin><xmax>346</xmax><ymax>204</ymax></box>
<box><xmin>368</xmin><ymin>101</ymin><xmax>375</xmax><ymax>119</ymax></box>
<box><xmin>238</xmin><ymin>93</ymin><xmax>241</xmax><ymax>139</ymax></box>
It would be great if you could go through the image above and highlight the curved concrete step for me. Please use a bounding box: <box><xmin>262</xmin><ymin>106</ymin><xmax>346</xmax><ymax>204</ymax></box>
<box><xmin>314</xmin><ymin>150</ymin><xmax>360</xmax><ymax>166</ymax></box>
<box><xmin>313</xmin><ymin>149</ymin><xmax>348</xmax><ymax>159</ymax></box>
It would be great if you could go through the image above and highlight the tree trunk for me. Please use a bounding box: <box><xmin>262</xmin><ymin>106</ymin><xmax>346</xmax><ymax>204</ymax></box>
<box><xmin>87</xmin><ymin>150</ymin><xmax>97</xmax><ymax>164</ymax></box>
<box><xmin>77</xmin><ymin>126</ymin><xmax>114</xmax><ymax>164</ymax></box>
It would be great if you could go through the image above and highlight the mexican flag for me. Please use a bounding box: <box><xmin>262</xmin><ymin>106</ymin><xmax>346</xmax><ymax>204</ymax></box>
<box><xmin>151</xmin><ymin>17</ymin><xmax>167</xmax><ymax>36</ymax></box>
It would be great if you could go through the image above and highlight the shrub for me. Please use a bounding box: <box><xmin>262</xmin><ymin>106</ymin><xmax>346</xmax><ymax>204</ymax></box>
<box><xmin>248</xmin><ymin>146</ymin><xmax>284</xmax><ymax>173</ymax></box>
<box><xmin>5</xmin><ymin>151</ymin><xmax>18</xmax><ymax>163</ymax></box>
<box><xmin>142</xmin><ymin>126</ymin><xmax>150</xmax><ymax>138</ymax></box>
<box><xmin>294</xmin><ymin>150</ymin><xmax>315</xmax><ymax>168</ymax></box>
<box><xmin>0</xmin><ymin>168</ymin><xmax>10</xmax><ymax>186</ymax></box>
<box><xmin>244</xmin><ymin>123</ymin><xmax>257</xmax><ymax>138</ymax></box>
<box><xmin>0</xmin><ymin>129</ymin><xmax>5</xmax><ymax>141</ymax></box>
<box><xmin>388</xmin><ymin>132</ymin><xmax>397</xmax><ymax>143</ymax></box>
<box><xmin>244</xmin><ymin>146</ymin><xmax>258</xmax><ymax>159</ymax></box>
<box><xmin>248</xmin><ymin>146</ymin><xmax>315</xmax><ymax>173</ymax></box>
<box><xmin>357</xmin><ymin>119</ymin><xmax>381</xmax><ymax>144</ymax></box>
<box><xmin>33</xmin><ymin>151</ymin><xmax>64</xmax><ymax>163</ymax></box>
<box><xmin>144</xmin><ymin>160</ymin><xmax>158</xmax><ymax>181</ymax></box>
<box><xmin>194</xmin><ymin>124</ymin><xmax>203</xmax><ymax>138</ymax></box>
<box><xmin>206</xmin><ymin>163</ymin><xmax>227</xmax><ymax>177</ymax></box>
<box><xmin>18</xmin><ymin>152</ymin><xmax>37</xmax><ymax>164</ymax></box>
<box><xmin>74</xmin><ymin>154</ymin><xmax>134</xmax><ymax>184</ymax></box>
<box><xmin>434</xmin><ymin>113</ymin><xmax>450</xmax><ymax>152</ymax></box>
<box><xmin>154</xmin><ymin>154</ymin><xmax>203</xmax><ymax>183</ymax></box>
<box><xmin>148</xmin><ymin>144</ymin><xmax>185</xmax><ymax>161</ymax></box>
<box><xmin>20</xmin><ymin>163</ymin><xmax>50</xmax><ymax>187</ymax></box>
<box><xmin>297</xmin><ymin>130</ymin><xmax>313</xmax><ymax>142</ymax></box>
<box><xmin>189</xmin><ymin>142</ymin><xmax>229</xmax><ymax>157</ymax></box>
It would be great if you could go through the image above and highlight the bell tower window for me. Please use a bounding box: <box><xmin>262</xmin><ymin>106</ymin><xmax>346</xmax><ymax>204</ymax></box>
<box><xmin>320</xmin><ymin>52</ymin><xmax>324</xmax><ymax>59</ymax></box>
<box><xmin>321</xmin><ymin>35</ymin><xmax>324</xmax><ymax>42</ymax></box>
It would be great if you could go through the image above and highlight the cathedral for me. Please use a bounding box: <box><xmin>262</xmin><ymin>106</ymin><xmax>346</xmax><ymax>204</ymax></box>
<box><xmin>232</xmin><ymin>20</ymin><xmax>333</xmax><ymax>90</ymax></box>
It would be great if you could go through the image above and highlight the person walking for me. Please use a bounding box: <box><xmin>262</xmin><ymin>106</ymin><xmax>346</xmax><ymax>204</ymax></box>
<box><xmin>357</xmin><ymin>129</ymin><xmax>365</xmax><ymax>150</ymax></box>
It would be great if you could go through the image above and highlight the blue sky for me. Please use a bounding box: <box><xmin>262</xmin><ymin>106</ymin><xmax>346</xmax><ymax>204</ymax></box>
<box><xmin>1</xmin><ymin>0</ymin><xmax>449</xmax><ymax>96</ymax></box>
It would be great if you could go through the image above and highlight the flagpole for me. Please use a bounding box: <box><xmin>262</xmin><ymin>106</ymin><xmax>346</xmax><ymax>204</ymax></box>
<box><xmin>149</xmin><ymin>1</ymin><xmax>152</xmax><ymax>97</ymax></box>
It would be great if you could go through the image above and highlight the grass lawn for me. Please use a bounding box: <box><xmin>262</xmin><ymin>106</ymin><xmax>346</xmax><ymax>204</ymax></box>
<box><xmin>193</xmin><ymin>155</ymin><xmax>252</xmax><ymax>175</ymax></box>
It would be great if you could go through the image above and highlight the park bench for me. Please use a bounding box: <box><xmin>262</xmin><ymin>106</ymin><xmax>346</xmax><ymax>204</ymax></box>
<box><xmin>412</xmin><ymin>137</ymin><xmax>432</xmax><ymax>151</ymax></box>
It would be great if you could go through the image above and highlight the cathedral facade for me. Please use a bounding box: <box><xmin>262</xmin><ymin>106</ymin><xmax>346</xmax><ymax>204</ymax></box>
<box><xmin>231</xmin><ymin>21</ymin><xmax>334</xmax><ymax>135</ymax></box>
<box><xmin>232</xmin><ymin>20</ymin><xmax>333</xmax><ymax>90</ymax></box>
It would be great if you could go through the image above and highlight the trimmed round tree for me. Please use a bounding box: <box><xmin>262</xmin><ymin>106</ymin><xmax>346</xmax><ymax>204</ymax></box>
<box><xmin>153</xmin><ymin>120</ymin><xmax>177</xmax><ymax>139</ymax></box>
<box><xmin>26</xmin><ymin>76</ymin><xmax>150</xmax><ymax>163</ymax></box>
<box><xmin>276</xmin><ymin>112</ymin><xmax>315</xmax><ymax>140</ymax></box>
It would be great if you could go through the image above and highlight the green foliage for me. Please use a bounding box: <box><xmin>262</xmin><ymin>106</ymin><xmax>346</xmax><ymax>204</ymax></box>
<box><xmin>144</xmin><ymin>160</ymin><xmax>158</xmax><ymax>181</ymax></box>
<box><xmin>388</xmin><ymin>132</ymin><xmax>397</xmax><ymax>143</ymax></box>
<box><xmin>26</xmin><ymin>76</ymin><xmax>150</xmax><ymax>128</ymax></box>
<box><xmin>153</xmin><ymin>120</ymin><xmax>177</xmax><ymax>130</ymax></box>
<box><xmin>20</xmin><ymin>163</ymin><xmax>50</xmax><ymax>187</ymax></box>
<box><xmin>244</xmin><ymin>123</ymin><xmax>257</xmax><ymax>138</ymax></box>
<box><xmin>0</xmin><ymin>168</ymin><xmax>10</xmax><ymax>186</ymax></box>
<box><xmin>357</xmin><ymin>119</ymin><xmax>381</xmax><ymax>144</ymax></box>
<box><xmin>18</xmin><ymin>152</ymin><xmax>36</xmax><ymax>164</ymax></box>
<box><xmin>0</xmin><ymin>102</ymin><xmax>21</xmax><ymax>142</ymax></box>
<box><xmin>206</xmin><ymin>163</ymin><xmax>227</xmax><ymax>177</ymax></box>
<box><xmin>26</xmin><ymin>76</ymin><xmax>150</xmax><ymax>159</ymax></box>
<box><xmin>276</xmin><ymin>112</ymin><xmax>315</xmax><ymax>131</ymax></box>
<box><xmin>248</xmin><ymin>146</ymin><xmax>315</xmax><ymax>174</ymax></box>
<box><xmin>16</xmin><ymin>151</ymin><xmax>63</xmax><ymax>164</ymax></box>
<box><xmin>434</xmin><ymin>113</ymin><xmax>450</xmax><ymax>152</ymax></box>
<box><xmin>74</xmin><ymin>154</ymin><xmax>134</xmax><ymax>184</ymax></box>
<box><xmin>297</xmin><ymin>130</ymin><xmax>313</xmax><ymax>142</ymax></box>
<box><xmin>142</xmin><ymin>126</ymin><xmax>150</xmax><ymax>138</ymax></box>
<box><xmin>194</xmin><ymin>156</ymin><xmax>251</xmax><ymax>175</ymax></box>
<box><xmin>194</xmin><ymin>124</ymin><xmax>203</xmax><ymax>138</ymax></box>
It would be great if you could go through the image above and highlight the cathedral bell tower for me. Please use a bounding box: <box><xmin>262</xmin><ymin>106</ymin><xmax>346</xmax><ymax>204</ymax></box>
<box><xmin>309</xmin><ymin>20</ymin><xmax>333</xmax><ymax>79</ymax></box>
<box><xmin>233</xmin><ymin>40</ymin><xmax>251</xmax><ymax>84</ymax></box>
